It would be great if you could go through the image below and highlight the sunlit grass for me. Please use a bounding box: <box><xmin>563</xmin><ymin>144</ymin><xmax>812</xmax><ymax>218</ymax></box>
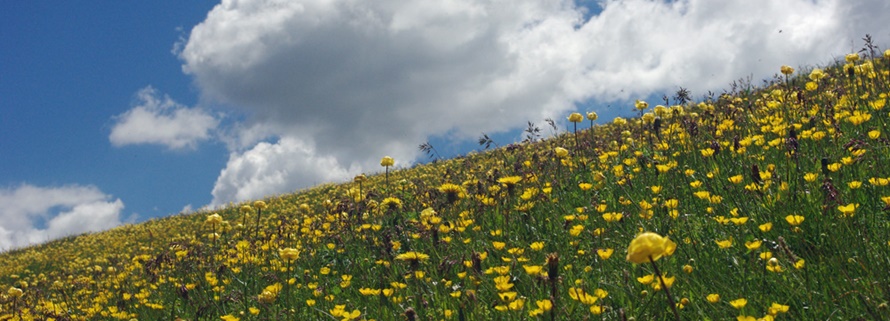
<box><xmin>3</xmin><ymin>44</ymin><xmax>890</xmax><ymax>320</ymax></box>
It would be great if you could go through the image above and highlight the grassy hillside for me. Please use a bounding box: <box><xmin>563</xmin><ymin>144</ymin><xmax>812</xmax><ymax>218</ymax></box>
<box><xmin>3</xmin><ymin>49</ymin><xmax>890</xmax><ymax>320</ymax></box>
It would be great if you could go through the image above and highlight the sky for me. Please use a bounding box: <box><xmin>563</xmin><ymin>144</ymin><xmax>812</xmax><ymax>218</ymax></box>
<box><xmin>2</xmin><ymin>0</ymin><xmax>889</xmax><ymax>251</ymax></box>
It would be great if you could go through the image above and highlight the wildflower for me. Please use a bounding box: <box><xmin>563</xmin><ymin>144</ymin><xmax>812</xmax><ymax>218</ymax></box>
<box><xmin>597</xmin><ymin>248</ymin><xmax>614</xmax><ymax>260</ymax></box>
<box><xmin>380</xmin><ymin>156</ymin><xmax>395</xmax><ymax>167</ymax></box>
<box><xmin>730</xmin><ymin>298</ymin><xmax>748</xmax><ymax>309</ymax></box>
<box><xmin>578</xmin><ymin>182</ymin><xmax>593</xmax><ymax>191</ymax></box>
<box><xmin>555</xmin><ymin>147</ymin><xmax>569</xmax><ymax>158</ymax></box>
<box><xmin>715</xmin><ymin>238</ymin><xmax>733</xmax><ymax>249</ymax></box>
<box><xmin>794</xmin><ymin>259</ymin><xmax>805</xmax><ymax>269</ymax></box>
<box><xmin>707</xmin><ymin>293</ymin><xmax>720</xmax><ymax>303</ymax></box>
<box><xmin>728</xmin><ymin>175</ymin><xmax>744</xmax><ymax>184</ymax></box>
<box><xmin>568</xmin><ymin>287</ymin><xmax>599</xmax><ymax>305</ymax></box>
<box><xmin>785</xmin><ymin>215</ymin><xmax>804</xmax><ymax>226</ymax></box>
<box><xmin>568</xmin><ymin>112</ymin><xmax>584</xmax><ymax>123</ymax></box>
<box><xmin>809</xmin><ymin>68</ymin><xmax>825</xmax><ymax>80</ymax></box>
<box><xmin>845</xmin><ymin>53</ymin><xmax>860</xmax><ymax>62</ymax></box>
<box><xmin>637</xmin><ymin>274</ymin><xmax>655</xmax><ymax>285</ymax></box>
<box><xmin>7</xmin><ymin>286</ymin><xmax>23</xmax><ymax>298</ymax></box>
<box><xmin>395</xmin><ymin>252</ymin><xmax>430</xmax><ymax>263</ymax></box>
<box><xmin>767</xmin><ymin>257</ymin><xmax>784</xmax><ymax>273</ymax></box>
<box><xmin>626</xmin><ymin>232</ymin><xmax>676</xmax><ymax>264</ymax></box>
<box><xmin>745</xmin><ymin>240</ymin><xmax>762</xmax><ymax>250</ymax></box>
<box><xmin>220</xmin><ymin>315</ymin><xmax>240</xmax><ymax>321</ymax></box>
<box><xmin>523</xmin><ymin>265</ymin><xmax>544</xmax><ymax>276</ymax></box>
<box><xmin>587</xmin><ymin>112</ymin><xmax>598</xmax><ymax>121</ymax></box>
<box><xmin>530</xmin><ymin>242</ymin><xmax>544</xmax><ymax>251</ymax></box>
<box><xmin>838</xmin><ymin>203</ymin><xmax>858</xmax><ymax>217</ymax></box>
<box><xmin>205</xmin><ymin>213</ymin><xmax>223</xmax><ymax>225</ymax></box>
<box><xmin>602</xmin><ymin>212</ymin><xmax>622</xmax><ymax>222</ymax></box>
<box><xmin>635</xmin><ymin>100</ymin><xmax>649</xmax><ymax>111</ymax></box>
<box><xmin>279</xmin><ymin>248</ymin><xmax>300</xmax><ymax>262</ymax></box>
<box><xmin>768</xmin><ymin>302</ymin><xmax>790</xmax><ymax>315</ymax></box>
<box><xmin>780</xmin><ymin>65</ymin><xmax>794</xmax><ymax>75</ymax></box>
<box><xmin>869</xmin><ymin>130</ymin><xmax>881</xmax><ymax>139</ymax></box>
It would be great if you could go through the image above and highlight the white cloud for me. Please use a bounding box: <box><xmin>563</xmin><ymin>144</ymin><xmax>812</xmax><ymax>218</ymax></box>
<box><xmin>110</xmin><ymin>86</ymin><xmax>219</xmax><ymax>150</ymax></box>
<box><xmin>0</xmin><ymin>184</ymin><xmax>125</xmax><ymax>251</ymax></box>
<box><xmin>210</xmin><ymin>137</ymin><xmax>354</xmax><ymax>205</ymax></box>
<box><xmin>179</xmin><ymin>0</ymin><xmax>890</xmax><ymax>204</ymax></box>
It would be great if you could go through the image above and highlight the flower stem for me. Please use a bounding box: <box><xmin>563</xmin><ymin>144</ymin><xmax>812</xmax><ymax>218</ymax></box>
<box><xmin>649</xmin><ymin>257</ymin><xmax>679</xmax><ymax>321</ymax></box>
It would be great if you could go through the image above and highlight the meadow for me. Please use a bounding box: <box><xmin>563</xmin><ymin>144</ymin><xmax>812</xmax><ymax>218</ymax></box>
<box><xmin>2</xmin><ymin>45</ymin><xmax>890</xmax><ymax>320</ymax></box>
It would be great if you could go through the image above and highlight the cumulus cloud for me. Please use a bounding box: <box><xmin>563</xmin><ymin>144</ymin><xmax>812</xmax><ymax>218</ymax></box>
<box><xmin>178</xmin><ymin>0</ymin><xmax>890</xmax><ymax>205</ymax></box>
<box><xmin>211</xmin><ymin>137</ymin><xmax>353</xmax><ymax>205</ymax></box>
<box><xmin>110</xmin><ymin>86</ymin><xmax>219</xmax><ymax>150</ymax></box>
<box><xmin>0</xmin><ymin>184</ymin><xmax>125</xmax><ymax>251</ymax></box>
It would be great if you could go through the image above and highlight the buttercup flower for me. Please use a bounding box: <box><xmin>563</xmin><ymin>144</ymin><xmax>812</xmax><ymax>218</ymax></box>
<box><xmin>626</xmin><ymin>232</ymin><xmax>676</xmax><ymax>263</ymax></box>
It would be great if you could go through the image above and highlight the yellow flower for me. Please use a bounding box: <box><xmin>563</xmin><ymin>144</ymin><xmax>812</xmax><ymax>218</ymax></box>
<box><xmin>220</xmin><ymin>315</ymin><xmax>240</xmax><ymax>321</ymax></box>
<box><xmin>636</xmin><ymin>274</ymin><xmax>655</xmax><ymax>285</ymax></box>
<box><xmin>809</xmin><ymin>68</ymin><xmax>825</xmax><ymax>80</ymax></box>
<box><xmin>794</xmin><ymin>259</ymin><xmax>805</xmax><ymax>269</ymax></box>
<box><xmin>555</xmin><ymin>147</ymin><xmax>569</xmax><ymax>158</ymax></box>
<box><xmin>597</xmin><ymin>248</ymin><xmax>614</xmax><ymax>260</ymax></box>
<box><xmin>845</xmin><ymin>53</ymin><xmax>860</xmax><ymax>62</ymax></box>
<box><xmin>803</xmin><ymin>173</ymin><xmax>818</xmax><ymax>182</ymax></box>
<box><xmin>745</xmin><ymin>240</ymin><xmax>762</xmax><ymax>250</ymax></box>
<box><xmin>395</xmin><ymin>252</ymin><xmax>430</xmax><ymax>263</ymax></box>
<box><xmin>780</xmin><ymin>65</ymin><xmax>794</xmax><ymax>75</ymax></box>
<box><xmin>530</xmin><ymin>241</ymin><xmax>544</xmax><ymax>251</ymax></box>
<box><xmin>602</xmin><ymin>212</ymin><xmax>623</xmax><ymax>223</ymax></box>
<box><xmin>737</xmin><ymin>316</ymin><xmax>756</xmax><ymax>321</ymax></box>
<box><xmin>523</xmin><ymin>265</ymin><xmax>544</xmax><ymax>276</ymax></box>
<box><xmin>205</xmin><ymin>213</ymin><xmax>223</xmax><ymax>225</ymax></box>
<box><xmin>578</xmin><ymin>183</ymin><xmax>593</xmax><ymax>191</ymax></box>
<box><xmin>768</xmin><ymin>302</ymin><xmax>790</xmax><ymax>315</ymax></box>
<box><xmin>7</xmin><ymin>286</ymin><xmax>23</xmax><ymax>298</ymax></box>
<box><xmin>683</xmin><ymin>264</ymin><xmax>694</xmax><ymax>274</ymax></box>
<box><xmin>626</xmin><ymin>232</ymin><xmax>676</xmax><ymax>264</ymax></box>
<box><xmin>253</xmin><ymin>200</ymin><xmax>267</xmax><ymax>210</ymax></box>
<box><xmin>785</xmin><ymin>215</ymin><xmax>804</xmax><ymax>226</ymax></box>
<box><xmin>757</xmin><ymin>222</ymin><xmax>773</xmax><ymax>233</ymax></box>
<box><xmin>279</xmin><ymin>248</ymin><xmax>300</xmax><ymax>261</ymax></box>
<box><xmin>728</xmin><ymin>175</ymin><xmax>744</xmax><ymax>184</ymax></box>
<box><xmin>380</xmin><ymin>156</ymin><xmax>395</xmax><ymax>167</ymax></box>
<box><xmin>715</xmin><ymin>238</ymin><xmax>733</xmax><ymax>249</ymax></box>
<box><xmin>586</xmin><ymin>112</ymin><xmax>598</xmax><ymax>121</ymax></box>
<box><xmin>838</xmin><ymin>203</ymin><xmax>858</xmax><ymax>217</ymax></box>
<box><xmin>635</xmin><ymin>99</ymin><xmax>649</xmax><ymax>111</ymax></box>
<box><xmin>706</xmin><ymin>293</ymin><xmax>720</xmax><ymax>303</ymax></box>
<box><xmin>869</xmin><ymin>130</ymin><xmax>881</xmax><ymax>139</ymax></box>
<box><xmin>536</xmin><ymin>299</ymin><xmax>553</xmax><ymax>311</ymax></box>
<box><xmin>568</xmin><ymin>112</ymin><xmax>584</xmax><ymax>123</ymax></box>
<box><xmin>729</xmin><ymin>298</ymin><xmax>747</xmax><ymax>309</ymax></box>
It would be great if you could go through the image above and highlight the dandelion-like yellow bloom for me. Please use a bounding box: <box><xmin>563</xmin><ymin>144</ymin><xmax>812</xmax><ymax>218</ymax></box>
<box><xmin>253</xmin><ymin>200</ymin><xmax>267</xmax><ymax>210</ymax></box>
<box><xmin>7</xmin><ymin>286</ymin><xmax>24</xmax><ymax>298</ymax></box>
<box><xmin>729</xmin><ymin>298</ymin><xmax>747</xmax><ymax>309</ymax></box>
<box><xmin>205</xmin><ymin>213</ymin><xmax>223</xmax><ymax>225</ymax></box>
<box><xmin>635</xmin><ymin>99</ymin><xmax>649</xmax><ymax>111</ymax></box>
<box><xmin>395</xmin><ymin>251</ymin><xmax>430</xmax><ymax>262</ymax></box>
<box><xmin>837</xmin><ymin>203</ymin><xmax>858</xmax><ymax>217</ymax></box>
<box><xmin>715</xmin><ymin>238</ymin><xmax>733</xmax><ymax>249</ymax></box>
<box><xmin>380</xmin><ymin>156</ymin><xmax>395</xmax><ymax>167</ymax></box>
<box><xmin>568</xmin><ymin>112</ymin><xmax>584</xmax><ymax>123</ymax></box>
<box><xmin>707</xmin><ymin>293</ymin><xmax>720</xmax><ymax>303</ymax></box>
<box><xmin>744</xmin><ymin>240</ymin><xmax>762</xmax><ymax>250</ymax></box>
<box><xmin>279</xmin><ymin>248</ymin><xmax>300</xmax><ymax>261</ymax></box>
<box><xmin>780</xmin><ymin>65</ymin><xmax>794</xmax><ymax>75</ymax></box>
<box><xmin>785</xmin><ymin>215</ymin><xmax>804</xmax><ymax>226</ymax></box>
<box><xmin>596</xmin><ymin>248</ymin><xmax>614</xmax><ymax>260</ymax></box>
<box><xmin>845</xmin><ymin>53</ymin><xmax>860</xmax><ymax>62</ymax></box>
<box><xmin>626</xmin><ymin>232</ymin><xmax>676</xmax><ymax>264</ymax></box>
<box><xmin>555</xmin><ymin>147</ymin><xmax>569</xmax><ymax>158</ymax></box>
<box><xmin>809</xmin><ymin>68</ymin><xmax>825</xmax><ymax>80</ymax></box>
<box><xmin>586</xmin><ymin>112</ymin><xmax>598</xmax><ymax>121</ymax></box>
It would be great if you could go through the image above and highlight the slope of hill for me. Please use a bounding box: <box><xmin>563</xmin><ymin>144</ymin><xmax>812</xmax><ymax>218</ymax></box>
<box><xmin>2</xmin><ymin>50</ymin><xmax>890</xmax><ymax>320</ymax></box>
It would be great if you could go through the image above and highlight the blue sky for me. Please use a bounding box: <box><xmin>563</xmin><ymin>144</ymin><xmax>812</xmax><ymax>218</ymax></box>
<box><xmin>2</xmin><ymin>0</ymin><xmax>888</xmax><ymax>251</ymax></box>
